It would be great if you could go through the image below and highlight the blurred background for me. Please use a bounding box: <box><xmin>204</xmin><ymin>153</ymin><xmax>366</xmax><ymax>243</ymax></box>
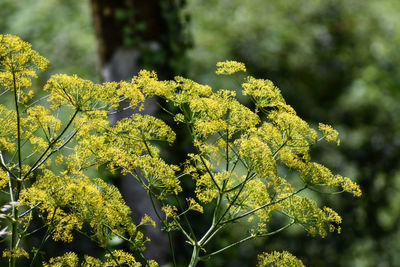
<box><xmin>1</xmin><ymin>0</ymin><xmax>400</xmax><ymax>266</ymax></box>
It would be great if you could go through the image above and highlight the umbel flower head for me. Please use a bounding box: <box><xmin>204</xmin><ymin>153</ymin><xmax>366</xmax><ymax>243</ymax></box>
<box><xmin>0</xmin><ymin>34</ymin><xmax>49</xmax><ymax>102</ymax></box>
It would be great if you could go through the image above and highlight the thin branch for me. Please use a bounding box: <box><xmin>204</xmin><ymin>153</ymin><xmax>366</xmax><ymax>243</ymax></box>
<box><xmin>105</xmin><ymin>247</ymin><xmax>121</xmax><ymax>267</ymax></box>
<box><xmin>221</xmin><ymin>186</ymin><xmax>307</xmax><ymax>225</ymax></box>
<box><xmin>0</xmin><ymin>88</ymin><xmax>10</xmax><ymax>97</ymax></box>
<box><xmin>148</xmin><ymin>192</ymin><xmax>182</xmax><ymax>264</ymax></box>
<box><xmin>10</xmin><ymin>68</ymin><xmax>21</xmax><ymax>267</ymax></box>
<box><xmin>200</xmin><ymin>220</ymin><xmax>295</xmax><ymax>260</ymax></box>
<box><xmin>23</xmin><ymin>109</ymin><xmax>79</xmax><ymax>180</ymax></box>
<box><xmin>200</xmin><ymin>234</ymin><xmax>254</xmax><ymax>260</ymax></box>
<box><xmin>307</xmin><ymin>186</ymin><xmax>345</xmax><ymax>195</ymax></box>
<box><xmin>198</xmin><ymin>171</ymin><xmax>253</xmax><ymax>246</ymax></box>
<box><xmin>174</xmin><ymin>195</ymin><xmax>197</xmax><ymax>242</ymax></box>
<box><xmin>199</xmin><ymin>155</ymin><xmax>221</xmax><ymax>192</ymax></box>
<box><xmin>215</xmin><ymin>171</ymin><xmax>254</xmax><ymax>226</ymax></box>
<box><xmin>167</xmin><ymin>230</ymin><xmax>177</xmax><ymax>267</ymax></box>
<box><xmin>222</xmin><ymin>172</ymin><xmax>256</xmax><ymax>193</ymax></box>
<box><xmin>26</xmin><ymin>130</ymin><xmax>78</xmax><ymax>177</ymax></box>
<box><xmin>12</xmin><ymin>72</ymin><xmax>22</xmax><ymax>179</ymax></box>
<box><xmin>18</xmin><ymin>202</ymin><xmax>41</xmax><ymax>218</ymax></box>
<box><xmin>272</xmin><ymin>139</ymin><xmax>288</xmax><ymax>159</ymax></box>
<box><xmin>30</xmin><ymin>207</ymin><xmax>58</xmax><ymax>267</ymax></box>
<box><xmin>0</xmin><ymin>152</ymin><xmax>18</xmax><ymax>181</ymax></box>
<box><xmin>217</xmin><ymin>132</ymin><xmax>249</xmax><ymax>169</ymax></box>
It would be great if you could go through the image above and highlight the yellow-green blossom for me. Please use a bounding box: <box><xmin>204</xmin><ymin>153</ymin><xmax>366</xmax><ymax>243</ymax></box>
<box><xmin>43</xmin><ymin>252</ymin><xmax>79</xmax><ymax>267</ymax></box>
<box><xmin>2</xmin><ymin>248</ymin><xmax>29</xmax><ymax>259</ymax></box>
<box><xmin>216</xmin><ymin>60</ymin><xmax>246</xmax><ymax>75</ymax></box>
<box><xmin>319</xmin><ymin>123</ymin><xmax>340</xmax><ymax>145</ymax></box>
<box><xmin>0</xmin><ymin>34</ymin><xmax>49</xmax><ymax>100</ymax></box>
<box><xmin>19</xmin><ymin>170</ymin><xmax>140</xmax><ymax>247</ymax></box>
<box><xmin>186</xmin><ymin>197</ymin><xmax>204</xmax><ymax>213</ymax></box>
<box><xmin>162</xmin><ymin>205</ymin><xmax>178</xmax><ymax>218</ymax></box>
<box><xmin>257</xmin><ymin>251</ymin><xmax>305</xmax><ymax>267</ymax></box>
<box><xmin>139</xmin><ymin>214</ymin><xmax>156</xmax><ymax>228</ymax></box>
<box><xmin>0</xmin><ymin>105</ymin><xmax>17</xmax><ymax>151</ymax></box>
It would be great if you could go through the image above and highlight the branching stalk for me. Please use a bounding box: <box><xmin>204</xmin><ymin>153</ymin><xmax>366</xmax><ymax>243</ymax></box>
<box><xmin>23</xmin><ymin>109</ymin><xmax>79</xmax><ymax>180</ymax></box>
<box><xmin>221</xmin><ymin>186</ymin><xmax>307</xmax><ymax>225</ymax></box>
<box><xmin>199</xmin><ymin>220</ymin><xmax>295</xmax><ymax>260</ymax></box>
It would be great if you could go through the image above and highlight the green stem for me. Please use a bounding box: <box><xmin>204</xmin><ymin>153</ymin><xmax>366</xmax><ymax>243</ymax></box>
<box><xmin>12</xmin><ymin>72</ymin><xmax>21</xmax><ymax>179</ymax></box>
<box><xmin>148</xmin><ymin>192</ymin><xmax>179</xmax><ymax>266</ymax></box>
<box><xmin>223</xmin><ymin>172</ymin><xmax>256</xmax><ymax>193</ymax></box>
<box><xmin>272</xmin><ymin>139</ymin><xmax>288</xmax><ymax>159</ymax></box>
<box><xmin>174</xmin><ymin>195</ymin><xmax>197</xmax><ymax>242</ymax></box>
<box><xmin>189</xmin><ymin>245</ymin><xmax>200</xmax><ymax>267</ymax></box>
<box><xmin>225</xmin><ymin>117</ymin><xmax>230</xmax><ymax>173</ymax></box>
<box><xmin>10</xmin><ymin>71</ymin><xmax>21</xmax><ymax>267</ymax></box>
<box><xmin>201</xmin><ymin>234</ymin><xmax>254</xmax><ymax>261</ymax></box>
<box><xmin>217</xmin><ymin>132</ymin><xmax>249</xmax><ymax>169</ymax></box>
<box><xmin>167</xmin><ymin>231</ymin><xmax>177</xmax><ymax>267</ymax></box>
<box><xmin>201</xmin><ymin>225</ymin><xmax>222</xmax><ymax>246</ymax></box>
<box><xmin>26</xmin><ymin>129</ymin><xmax>78</xmax><ymax>176</ymax></box>
<box><xmin>0</xmin><ymin>153</ymin><xmax>18</xmax><ymax>181</ymax></box>
<box><xmin>30</xmin><ymin>228</ymin><xmax>52</xmax><ymax>267</ymax></box>
<box><xmin>212</xmin><ymin>194</ymin><xmax>222</xmax><ymax>226</ymax></box>
<box><xmin>30</xmin><ymin>207</ymin><xmax>58</xmax><ymax>267</ymax></box>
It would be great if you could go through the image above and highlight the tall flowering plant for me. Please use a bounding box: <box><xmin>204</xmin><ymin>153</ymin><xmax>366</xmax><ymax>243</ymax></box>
<box><xmin>0</xmin><ymin>35</ymin><xmax>360</xmax><ymax>267</ymax></box>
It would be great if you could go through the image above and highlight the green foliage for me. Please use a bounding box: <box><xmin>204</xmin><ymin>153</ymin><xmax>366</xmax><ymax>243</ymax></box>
<box><xmin>0</xmin><ymin>0</ymin><xmax>97</xmax><ymax>81</ymax></box>
<box><xmin>0</xmin><ymin>35</ymin><xmax>360</xmax><ymax>266</ymax></box>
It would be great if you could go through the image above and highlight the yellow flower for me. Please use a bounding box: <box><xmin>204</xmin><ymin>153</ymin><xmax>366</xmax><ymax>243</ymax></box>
<box><xmin>2</xmin><ymin>248</ymin><xmax>29</xmax><ymax>259</ymax></box>
<box><xmin>139</xmin><ymin>214</ymin><xmax>156</xmax><ymax>228</ymax></box>
<box><xmin>257</xmin><ymin>251</ymin><xmax>305</xmax><ymax>267</ymax></box>
<box><xmin>186</xmin><ymin>197</ymin><xmax>204</xmax><ymax>213</ymax></box>
<box><xmin>319</xmin><ymin>123</ymin><xmax>340</xmax><ymax>145</ymax></box>
<box><xmin>162</xmin><ymin>205</ymin><xmax>178</xmax><ymax>218</ymax></box>
<box><xmin>0</xmin><ymin>34</ymin><xmax>48</xmax><ymax>101</ymax></box>
<box><xmin>216</xmin><ymin>60</ymin><xmax>246</xmax><ymax>75</ymax></box>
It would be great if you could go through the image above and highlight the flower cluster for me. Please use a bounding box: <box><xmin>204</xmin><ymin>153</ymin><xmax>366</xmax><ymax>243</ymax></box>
<box><xmin>216</xmin><ymin>60</ymin><xmax>246</xmax><ymax>75</ymax></box>
<box><xmin>257</xmin><ymin>251</ymin><xmax>305</xmax><ymax>267</ymax></box>
<box><xmin>19</xmin><ymin>170</ymin><xmax>139</xmax><ymax>245</ymax></box>
<box><xmin>0</xmin><ymin>34</ymin><xmax>48</xmax><ymax>102</ymax></box>
<box><xmin>43</xmin><ymin>250</ymin><xmax>155</xmax><ymax>267</ymax></box>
